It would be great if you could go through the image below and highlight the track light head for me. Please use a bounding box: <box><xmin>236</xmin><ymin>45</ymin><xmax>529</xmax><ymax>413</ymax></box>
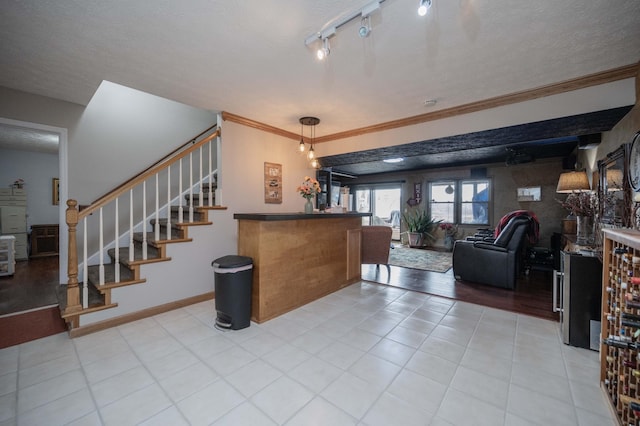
<box><xmin>358</xmin><ymin>16</ymin><xmax>371</xmax><ymax>38</ymax></box>
<box><xmin>418</xmin><ymin>0</ymin><xmax>432</xmax><ymax>16</ymax></box>
<box><xmin>316</xmin><ymin>38</ymin><xmax>330</xmax><ymax>60</ymax></box>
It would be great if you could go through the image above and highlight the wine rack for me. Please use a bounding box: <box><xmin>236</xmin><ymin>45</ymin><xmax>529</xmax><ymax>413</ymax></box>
<box><xmin>602</xmin><ymin>229</ymin><xmax>640</xmax><ymax>425</ymax></box>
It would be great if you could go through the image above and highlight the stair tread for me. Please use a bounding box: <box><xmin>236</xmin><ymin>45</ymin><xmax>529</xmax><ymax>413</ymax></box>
<box><xmin>133</xmin><ymin>232</ymin><xmax>190</xmax><ymax>245</ymax></box>
<box><xmin>58</xmin><ymin>282</ymin><xmax>107</xmax><ymax>313</ymax></box>
<box><xmin>152</xmin><ymin>218</ymin><xmax>211</xmax><ymax>226</ymax></box>
<box><xmin>87</xmin><ymin>263</ymin><xmax>135</xmax><ymax>284</ymax></box>
<box><xmin>108</xmin><ymin>247</ymin><xmax>161</xmax><ymax>264</ymax></box>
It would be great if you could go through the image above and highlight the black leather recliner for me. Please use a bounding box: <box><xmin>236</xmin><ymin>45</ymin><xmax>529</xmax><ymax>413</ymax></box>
<box><xmin>452</xmin><ymin>215</ymin><xmax>532</xmax><ymax>289</ymax></box>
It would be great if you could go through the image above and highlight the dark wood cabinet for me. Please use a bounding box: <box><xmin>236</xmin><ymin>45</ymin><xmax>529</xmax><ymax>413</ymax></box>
<box><xmin>30</xmin><ymin>224</ymin><xmax>59</xmax><ymax>258</ymax></box>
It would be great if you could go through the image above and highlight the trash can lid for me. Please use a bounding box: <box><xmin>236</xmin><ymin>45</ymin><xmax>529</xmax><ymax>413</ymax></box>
<box><xmin>212</xmin><ymin>255</ymin><xmax>253</xmax><ymax>269</ymax></box>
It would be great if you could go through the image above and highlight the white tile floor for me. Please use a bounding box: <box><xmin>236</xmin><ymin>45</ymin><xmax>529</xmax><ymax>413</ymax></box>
<box><xmin>0</xmin><ymin>281</ymin><xmax>616</xmax><ymax>426</ymax></box>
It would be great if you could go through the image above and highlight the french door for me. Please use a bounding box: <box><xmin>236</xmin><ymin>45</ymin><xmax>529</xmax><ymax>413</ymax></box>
<box><xmin>354</xmin><ymin>185</ymin><xmax>402</xmax><ymax>240</ymax></box>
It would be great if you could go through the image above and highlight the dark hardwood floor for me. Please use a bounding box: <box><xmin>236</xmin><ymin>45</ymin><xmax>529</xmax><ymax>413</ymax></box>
<box><xmin>1</xmin><ymin>254</ymin><xmax>556</xmax><ymax>324</ymax></box>
<box><xmin>0</xmin><ymin>256</ymin><xmax>61</xmax><ymax>316</ymax></box>
<box><xmin>362</xmin><ymin>264</ymin><xmax>559</xmax><ymax>321</ymax></box>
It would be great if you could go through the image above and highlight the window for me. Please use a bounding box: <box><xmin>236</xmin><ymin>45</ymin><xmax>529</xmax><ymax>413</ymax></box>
<box><xmin>429</xmin><ymin>179</ymin><xmax>490</xmax><ymax>225</ymax></box>
<box><xmin>430</xmin><ymin>181</ymin><xmax>455</xmax><ymax>223</ymax></box>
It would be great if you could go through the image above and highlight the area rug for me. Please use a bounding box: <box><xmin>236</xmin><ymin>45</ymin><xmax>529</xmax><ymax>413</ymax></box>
<box><xmin>388</xmin><ymin>246</ymin><xmax>453</xmax><ymax>272</ymax></box>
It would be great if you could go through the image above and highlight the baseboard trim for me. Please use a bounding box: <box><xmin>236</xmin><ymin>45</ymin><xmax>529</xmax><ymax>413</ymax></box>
<box><xmin>69</xmin><ymin>292</ymin><xmax>215</xmax><ymax>338</ymax></box>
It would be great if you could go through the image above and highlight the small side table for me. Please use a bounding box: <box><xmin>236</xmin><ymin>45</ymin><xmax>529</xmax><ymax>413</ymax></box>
<box><xmin>30</xmin><ymin>224</ymin><xmax>59</xmax><ymax>258</ymax></box>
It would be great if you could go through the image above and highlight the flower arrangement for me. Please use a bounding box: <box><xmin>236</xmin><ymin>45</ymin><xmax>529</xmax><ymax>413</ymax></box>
<box><xmin>12</xmin><ymin>178</ymin><xmax>24</xmax><ymax>189</ymax></box>
<box><xmin>558</xmin><ymin>192</ymin><xmax>595</xmax><ymax>217</ymax></box>
<box><xmin>297</xmin><ymin>176</ymin><xmax>321</xmax><ymax>200</ymax></box>
<box><xmin>439</xmin><ymin>222</ymin><xmax>458</xmax><ymax>237</ymax></box>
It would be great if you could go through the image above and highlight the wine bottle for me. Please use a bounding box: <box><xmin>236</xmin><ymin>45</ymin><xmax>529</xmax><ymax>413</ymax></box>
<box><xmin>602</xmin><ymin>338</ymin><xmax>635</xmax><ymax>349</ymax></box>
<box><xmin>622</xmin><ymin>312</ymin><xmax>640</xmax><ymax>322</ymax></box>
<box><xmin>626</xmin><ymin>293</ymin><xmax>640</xmax><ymax>302</ymax></box>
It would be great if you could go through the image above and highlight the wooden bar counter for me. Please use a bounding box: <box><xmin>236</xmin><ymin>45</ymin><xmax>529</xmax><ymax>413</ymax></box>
<box><xmin>234</xmin><ymin>212</ymin><xmax>371</xmax><ymax>323</ymax></box>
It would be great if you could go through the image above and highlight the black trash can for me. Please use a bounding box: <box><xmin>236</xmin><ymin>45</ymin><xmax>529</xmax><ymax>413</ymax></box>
<box><xmin>212</xmin><ymin>255</ymin><xmax>253</xmax><ymax>330</ymax></box>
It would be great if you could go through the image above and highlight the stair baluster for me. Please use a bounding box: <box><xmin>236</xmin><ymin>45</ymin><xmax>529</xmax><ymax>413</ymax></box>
<box><xmin>208</xmin><ymin>142</ymin><xmax>213</xmax><ymax>207</ymax></box>
<box><xmin>199</xmin><ymin>146</ymin><xmax>204</xmax><ymax>209</ymax></box>
<box><xmin>114</xmin><ymin>197</ymin><xmax>120</xmax><ymax>283</ymax></box>
<box><xmin>129</xmin><ymin>189</ymin><xmax>134</xmax><ymax>263</ymax></box>
<box><xmin>189</xmin><ymin>152</ymin><xmax>194</xmax><ymax>223</ymax></box>
<box><xmin>83</xmin><ymin>217</ymin><xmax>88</xmax><ymax>309</ymax></box>
<box><xmin>142</xmin><ymin>181</ymin><xmax>147</xmax><ymax>260</ymax></box>
<box><xmin>99</xmin><ymin>207</ymin><xmax>105</xmax><ymax>286</ymax></box>
<box><xmin>166</xmin><ymin>166</ymin><xmax>171</xmax><ymax>241</ymax></box>
<box><xmin>155</xmin><ymin>174</ymin><xmax>160</xmax><ymax>243</ymax></box>
<box><xmin>178</xmin><ymin>159</ymin><xmax>183</xmax><ymax>224</ymax></box>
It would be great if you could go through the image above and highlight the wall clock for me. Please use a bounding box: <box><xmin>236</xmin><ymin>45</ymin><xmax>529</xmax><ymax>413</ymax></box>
<box><xmin>629</xmin><ymin>131</ymin><xmax>640</xmax><ymax>192</ymax></box>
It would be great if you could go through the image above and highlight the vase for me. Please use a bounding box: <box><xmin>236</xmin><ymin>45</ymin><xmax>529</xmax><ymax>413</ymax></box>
<box><xmin>444</xmin><ymin>235</ymin><xmax>455</xmax><ymax>251</ymax></box>
<box><xmin>407</xmin><ymin>232</ymin><xmax>423</xmax><ymax>248</ymax></box>
<box><xmin>304</xmin><ymin>198</ymin><xmax>313</xmax><ymax>214</ymax></box>
<box><xmin>576</xmin><ymin>215</ymin><xmax>594</xmax><ymax>245</ymax></box>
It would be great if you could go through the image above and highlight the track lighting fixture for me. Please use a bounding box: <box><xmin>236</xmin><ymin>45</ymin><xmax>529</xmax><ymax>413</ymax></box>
<box><xmin>418</xmin><ymin>0</ymin><xmax>432</xmax><ymax>16</ymax></box>
<box><xmin>304</xmin><ymin>1</ymin><xmax>382</xmax><ymax>59</ymax></box>
<box><xmin>304</xmin><ymin>1</ymin><xmax>436</xmax><ymax>59</ymax></box>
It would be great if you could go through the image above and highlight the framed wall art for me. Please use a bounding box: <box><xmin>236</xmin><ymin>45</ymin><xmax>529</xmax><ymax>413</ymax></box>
<box><xmin>52</xmin><ymin>178</ymin><xmax>60</xmax><ymax>205</ymax></box>
<box><xmin>516</xmin><ymin>186</ymin><xmax>541</xmax><ymax>202</ymax></box>
<box><xmin>264</xmin><ymin>162</ymin><xmax>282</xmax><ymax>204</ymax></box>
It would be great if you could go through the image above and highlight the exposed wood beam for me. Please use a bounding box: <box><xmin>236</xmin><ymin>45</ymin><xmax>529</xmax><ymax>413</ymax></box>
<box><xmin>222</xmin><ymin>63</ymin><xmax>639</xmax><ymax>143</ymax></box>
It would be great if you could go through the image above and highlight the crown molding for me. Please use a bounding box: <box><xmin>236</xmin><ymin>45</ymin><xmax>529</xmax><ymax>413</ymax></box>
<box><xmin>222</xmin><ymin>63</ymin><xmax>639</xmax><ymax>143</ymax></box>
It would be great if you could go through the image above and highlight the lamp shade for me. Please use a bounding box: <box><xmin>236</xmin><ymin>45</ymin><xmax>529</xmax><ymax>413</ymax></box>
<box><xmin>556</xmin><ymin>171</ymin><xmax>590</xmax><ymax>193</ymax></box>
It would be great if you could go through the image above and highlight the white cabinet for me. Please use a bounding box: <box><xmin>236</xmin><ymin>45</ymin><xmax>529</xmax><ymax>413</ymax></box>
<box><xmin>0</xmin><ymin>188</ymin><xmax>28</xmax><ymax>260</ymax></box>
<box><xmin>0</xmin><ymin>235</ymin><xmax>15</xmax><ymax>276</ymax></box>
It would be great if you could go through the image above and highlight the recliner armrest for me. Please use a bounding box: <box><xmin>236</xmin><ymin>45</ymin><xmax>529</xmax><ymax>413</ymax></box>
<box><xmin>473</xmin><ymin>242</ymin><xmax>508</xmax><ymax>253</ymax></box>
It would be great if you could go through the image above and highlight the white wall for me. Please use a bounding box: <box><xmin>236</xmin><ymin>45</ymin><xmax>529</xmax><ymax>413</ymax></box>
<box><xmin>69</xmin><ymin>81</ymin><xmax>217</xmax><ymax>203</ymax></box>
<box><xmin>0</xmin><ymin>148</ymin><xmax>59</xmax><ymax>227</ymax></box>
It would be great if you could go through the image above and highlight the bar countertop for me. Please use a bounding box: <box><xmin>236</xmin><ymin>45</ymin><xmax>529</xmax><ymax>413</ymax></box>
<box><xmin>234</xmin><ymin>212</ymin><xmax>371</xmax><ymax>221</ymax></box>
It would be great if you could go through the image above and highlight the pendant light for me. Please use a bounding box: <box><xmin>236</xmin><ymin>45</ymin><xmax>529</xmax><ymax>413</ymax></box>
<box><xmin>298</xmin><ymin>122</ymin><xmax>305</xmax><ymax>152</ymax></box>
<box><xmin>299</xmin><ymin>116</ymin><xmax>320</xmax><ymax>167</ymax></box>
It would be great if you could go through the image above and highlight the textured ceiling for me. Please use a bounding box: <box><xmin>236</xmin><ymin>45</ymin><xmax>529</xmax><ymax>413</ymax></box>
<box><xmin>0</xmin><ymin>124</ymin><xmax>59</xmax><ymax>154</ymax></box>
<box><xmin>1</xmin><ymin>0</ymin><xmax>639</xmax><ymax>138</ymax></box>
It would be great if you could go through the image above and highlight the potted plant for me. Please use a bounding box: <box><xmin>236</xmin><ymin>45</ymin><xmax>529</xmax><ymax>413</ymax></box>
<box><xmin>402</xmin><ymin>209</ymin><xmax>442</xmax><ymax>247</ymax></box>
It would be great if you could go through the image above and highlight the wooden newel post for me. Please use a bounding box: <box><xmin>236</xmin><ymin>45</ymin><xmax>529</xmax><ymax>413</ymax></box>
<box><xmin>65</xmin><ymin>199</ymin><xmax>82</xmax><ymax>314</ymax></box>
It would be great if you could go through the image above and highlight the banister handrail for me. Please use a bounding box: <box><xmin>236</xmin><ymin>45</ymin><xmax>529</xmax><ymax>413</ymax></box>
<box><xmin>79</xmin><ymin>128</ymin><xmax>220</xmax><ymax>219</ymax></box>
<box><xmin>90</xmin><ymin>124</ymin><xmax>218</xmax><ymax>206</ymax></box>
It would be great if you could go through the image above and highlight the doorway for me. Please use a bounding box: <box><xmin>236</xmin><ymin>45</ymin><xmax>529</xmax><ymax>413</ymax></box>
<box><xmin>354</xmin><ymin>185</ymin><xmax>402</xmax><ymax>240</ymax></box>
